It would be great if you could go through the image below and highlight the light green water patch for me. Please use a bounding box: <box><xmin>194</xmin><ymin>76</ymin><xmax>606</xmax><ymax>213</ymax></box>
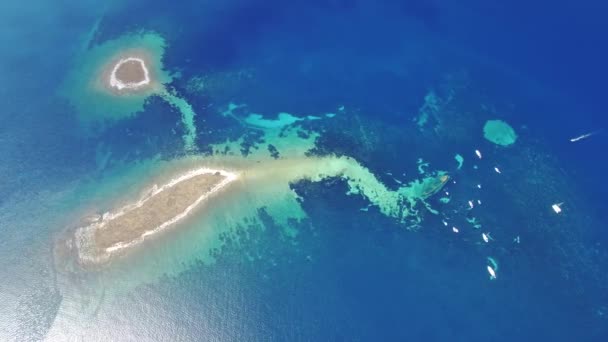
<box><xmin>466</xmin><ymin>216</ymin><xmax>482</xmax><ymax>229</ymax></box>
<box><xmin>416</xmin><ymin>112</ymin><xmax>428</xmax><ymax>128</ymax></box>
<box><xmin>424</xmin><ymin>204</ymin><xmax>439</xmax><ymax>215</ymax></box>
<box><xmin>455</xmin><ymin>154</ymin><xmax>464</xmax><ymax>169</ymax></box>
<box><xmin>218</xmin><ymin>103</ymin><xmax>246</xmax><ymax>126</ymax></box>
<box><xmin>216</xmin><ymin>103</ymin><xmax>326</xmax><ymax>159</ymax></box>
<box><xmin>244</xmin><ymin>112</ymin><xmax>303</xmax><ymax>129</ymax></box>
<box><xmin>223</xmin><ymin>102</ymin><xmax>244</xmax><ymax>116</ymax></box>
<box><xmin>243</xmin><ymin>112</ymin><xmax>324</xmax><ymax>129</ymax></box>
<box><xmin>160</xmin><ymin>90</ymin><xmax>197</xmax><ymax>150</ymax></box>
<box><xmin>417</xmin><ymin>158</ymin><xmax>429</xmax><ymax>174</ymax></box>
<box><xmin>439</xmin><ymin>197</ymin><xmax>450</xmax><ymax>204</ymax></box>
<box><xmin>415</xmin><ymin>90</ymin><xmax>441</xmax><ymax>130</ymax></box>
<box><xmin>325</xmin><ymin>113</ymin><xmax>336</xmax><ymax>118</ymax></box>
<box><xmin>223</xmin><ymin>103</ymin><xmax>329</xmax><ymax>131</ymax></box>
<box><xmin>483</xmin><ymin>119</ymin><xmax>517</xmax><ymax>146</ymax></box>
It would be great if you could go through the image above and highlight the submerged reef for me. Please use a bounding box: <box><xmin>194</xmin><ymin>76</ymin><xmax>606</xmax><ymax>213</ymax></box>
<box><xmin>483</xmin><ymin>119</ymin><xmax>518</xmax><ymax>146</ymax></box>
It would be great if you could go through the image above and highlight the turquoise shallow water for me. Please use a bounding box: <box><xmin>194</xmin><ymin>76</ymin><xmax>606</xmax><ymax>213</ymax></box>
<box><xmin>1</xmin><ymin>1</ymin><xmax>608</xmax><ymax>341</ymax></box>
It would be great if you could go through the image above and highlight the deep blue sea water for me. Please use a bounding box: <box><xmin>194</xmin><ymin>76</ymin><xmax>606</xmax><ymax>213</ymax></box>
<box><xmin>1</xmin><ymin>1</ymin><xmax>607</xmax><ymax>341</ymax></box>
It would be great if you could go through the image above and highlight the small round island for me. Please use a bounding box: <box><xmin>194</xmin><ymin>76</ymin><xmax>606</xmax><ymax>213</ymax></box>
<box><xmin>109</xmin><ymin>57</ymin><xmax>151</xmax><ymax>91</ymax></box>
<box><xmin>60</xmin><ymin>32</ymin><xmax>199</xmax><ymax>149</ymax></box>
